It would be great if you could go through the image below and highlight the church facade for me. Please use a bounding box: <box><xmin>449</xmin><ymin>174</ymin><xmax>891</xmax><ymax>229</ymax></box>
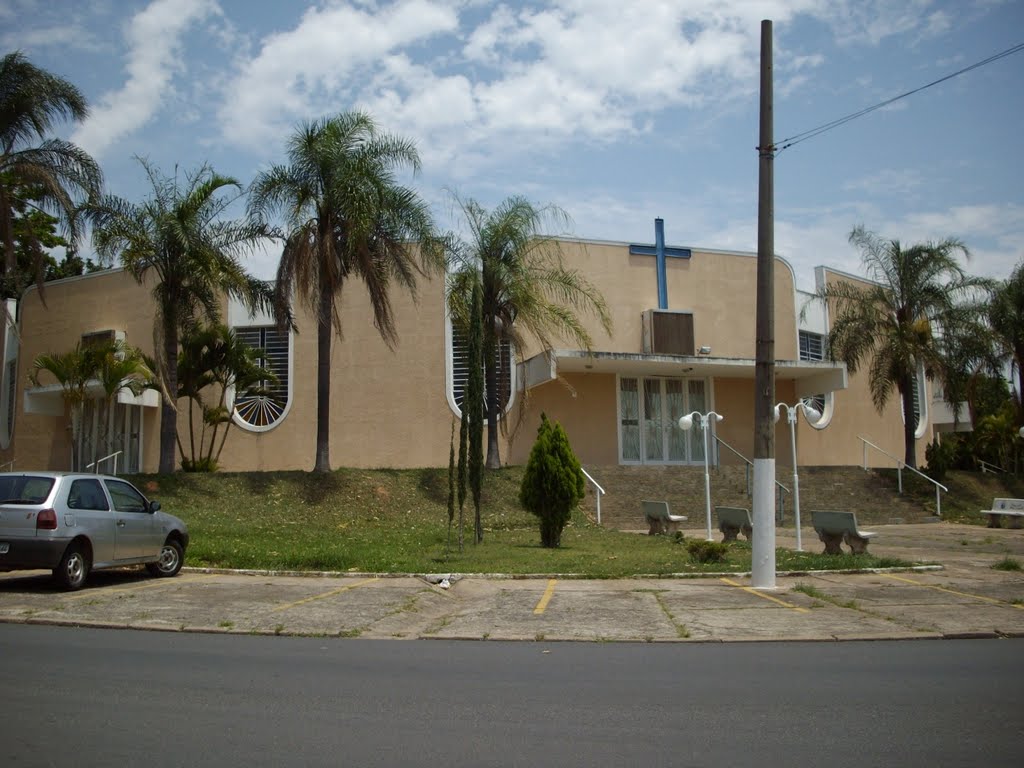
<box><xmin>0</xmin><ymin>225</ymin><xmax>963</xmax><ymax>474</ymax></box>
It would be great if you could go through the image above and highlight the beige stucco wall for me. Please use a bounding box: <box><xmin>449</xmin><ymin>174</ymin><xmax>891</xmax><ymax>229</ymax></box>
<box><xmin>515</xmin><ymin>240</ymin><xmax>798</xmax><ymax>361</ymax></box>
<box><xmin>11</xmin><ymin>270</ymin><xmax>162</xmax><ymax>472</ymax></box>
<box><xmin>9</xmin><ymin>266</ymin><xmax>463</xmax><ymax>473</ymax></box>
<box><xmin>5</xmin><ymin>239</ymin><xmax>936</xmax><ymax>474</ymax></box>
<box><xmin>793</xmin><ymin>268</ymin><xmax>933</xmax><ymax>468</ymax></box>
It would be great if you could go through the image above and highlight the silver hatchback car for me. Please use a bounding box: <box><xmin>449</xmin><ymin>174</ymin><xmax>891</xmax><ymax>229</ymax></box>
<box><xmin>0</xmin><ymin>472</ymin><xmax>189</xmax><ymax>590</ymax></box>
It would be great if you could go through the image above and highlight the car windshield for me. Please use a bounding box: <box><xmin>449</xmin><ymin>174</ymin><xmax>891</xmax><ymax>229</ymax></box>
<box><xmin>0</xmin><ymin>476</ymin><xmax>55</xmax><ymax>504</ymax></box>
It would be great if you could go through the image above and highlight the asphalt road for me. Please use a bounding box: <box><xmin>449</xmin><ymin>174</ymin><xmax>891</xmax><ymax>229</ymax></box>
<box><xmin>1</xmin><ymin>624</ymin><xmax>1021</xmax><ymax>767</ymax></box>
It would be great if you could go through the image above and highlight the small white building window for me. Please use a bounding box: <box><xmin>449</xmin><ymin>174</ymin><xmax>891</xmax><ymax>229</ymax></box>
<box><xmin>798</xmin><ymin>330</ymin><xmax>825</xmax><ymax>361</ymax></box>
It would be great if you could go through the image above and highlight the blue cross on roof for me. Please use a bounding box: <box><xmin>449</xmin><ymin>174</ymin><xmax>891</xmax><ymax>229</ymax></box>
<box><xmin>629</xmin><ymin>219</ymin><xmax>691</xmax><ymax>309</ymax></box>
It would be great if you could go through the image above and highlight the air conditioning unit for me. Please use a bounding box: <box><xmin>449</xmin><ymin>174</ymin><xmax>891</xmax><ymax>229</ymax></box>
<box><xmin>81</xmin><ymin>329</ymin><xmax>125</xmax><ymax>349</ymax></box>
<box><xmin>642</xmin><ymin>310</ymin><xmax>694</xmax><ymax>355</ymax></box>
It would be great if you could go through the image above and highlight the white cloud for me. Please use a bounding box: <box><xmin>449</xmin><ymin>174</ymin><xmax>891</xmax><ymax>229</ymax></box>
<box><xmin>218</xmin><ymin>0</ymin><xmax>459</xmax><ymax>153</ymax></box>
<box><xmin>71</xmin><ymin>0</ymin><xmax>221</xmax><ymax>158</ymax></box>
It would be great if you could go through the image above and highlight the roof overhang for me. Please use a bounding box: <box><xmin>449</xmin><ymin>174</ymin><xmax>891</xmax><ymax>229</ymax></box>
<box><xmin>24</xmin><ymin>381</ymin><xmax>161</xmax><ymax>416</ymax></box>
<box><xmin>521</xmin><ymin>349</ymin><xmax>848</xmax><ymax>395</ymax></box>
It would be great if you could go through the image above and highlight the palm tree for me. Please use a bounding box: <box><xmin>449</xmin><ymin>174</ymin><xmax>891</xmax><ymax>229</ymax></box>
<box><xmin>816</xmin><ymin>225</ymin><xmax>984</xmax><ymax>468</ymax></box>
<box><xmin>85</xmin><ymin>160</ymin><xmax>273</xmax><ymax>473</ymax></box>
<box><xmin>0</xmin><ymin>51</ymin><xmax>101</xmax><ymax>295</ymax></box>
<box><xmin>30</xmin><ymin>339</ymin><xmax>150</xmax><ymax>470</ymax></box>
<box><xmin>176</xmin><ymin>322</ymin><xmax>275</xmax><ymax>470</ymax></box>
<box><xmin>446</xmin><ymin>196</ymin><xmax>612</xmax><ymax>469</ymax></box>
<box><xmin>93</xmin><ymin>339</ymin><xmax>154</xmax><ymax>467</ymax></box>
<box><xmin>248</xmin><ymin>111</ymin><xmax>441</xmax><ymax>473</ymax></box>
<box><xmin>989</xmin><ymin>260</ymin><xmax>1024</xmax><ymax>424</ymax></box>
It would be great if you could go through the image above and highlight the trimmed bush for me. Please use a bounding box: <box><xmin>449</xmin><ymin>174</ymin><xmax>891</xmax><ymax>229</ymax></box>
<box><xmin>519</xmin><ymin>414</ymin><xmax>585</xmax><ymax>548</ymax></box>
<box><xmin>686</xmin><ymin>539</ymin><xmax>730</xmax><ymax>564</ymax></box>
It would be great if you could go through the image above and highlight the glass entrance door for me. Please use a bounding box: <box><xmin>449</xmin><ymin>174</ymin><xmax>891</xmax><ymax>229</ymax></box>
<box><xmin>619</xmin><ymin>376</ymin><xmax>710</xmax><ymax>465</ymax></box>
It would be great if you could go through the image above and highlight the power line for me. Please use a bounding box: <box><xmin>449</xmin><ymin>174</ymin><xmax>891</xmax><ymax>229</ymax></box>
<box><xmin>774</xmin><ymin>41</ymin><xmax>1024</xmax><ymax>153</ymax></box>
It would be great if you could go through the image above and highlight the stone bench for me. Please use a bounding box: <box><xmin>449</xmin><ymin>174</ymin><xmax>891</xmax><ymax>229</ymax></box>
<box><xmin>715</xmin><ymin>506</ymin><xmax>752</xmax><ymax>542</ymax></box>
<box><xmin>811</xmin><ymin>510</ymin><xmax>877</xmax><ymax>555</ymax></box>
<box><xmin>642</xmin><ymin>500</ymin><xmax>687</xmax><ymax>536</ymax></box>
<box><xmin>981</xmin><ymin>498</ymin><xmax>1024</xmax><ymax>529</ymax></box>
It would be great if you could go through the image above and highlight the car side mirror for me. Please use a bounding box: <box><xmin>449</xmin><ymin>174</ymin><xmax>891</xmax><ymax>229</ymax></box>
<box><xmin>148</xmin><ymin>500</ymin><xmax>161</xmax><ymax>513</ymax></box>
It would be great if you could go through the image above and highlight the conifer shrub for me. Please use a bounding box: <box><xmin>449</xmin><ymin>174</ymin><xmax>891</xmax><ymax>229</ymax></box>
<box><xmin>519</xmin><ymin>413</ymin><xmax>585</xmax><ymax>548</ymax></box>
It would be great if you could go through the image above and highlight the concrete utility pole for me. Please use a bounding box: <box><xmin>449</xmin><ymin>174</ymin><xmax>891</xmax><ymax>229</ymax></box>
<box><xmin>752</xmin><ymin>19</ymin><xmax>776</xmax><ymax>590</ymax></box>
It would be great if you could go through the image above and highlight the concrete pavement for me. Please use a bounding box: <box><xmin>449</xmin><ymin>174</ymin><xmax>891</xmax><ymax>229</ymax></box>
<box><xmin>1</xmin><ymin>522</ymin><xmax>1022</xmax><ymax>642</ymax></box>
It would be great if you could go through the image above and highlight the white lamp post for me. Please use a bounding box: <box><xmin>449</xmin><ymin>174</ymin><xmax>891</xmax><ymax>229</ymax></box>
<box><xmin>773</xmin><ymin>401</ymin><xmax>822</xmax><ymax>552</ymax></box>
<box><xmin>678</xmin><ymin>410</ymin><xmax>724</xmax><ymax>541</ymax></box>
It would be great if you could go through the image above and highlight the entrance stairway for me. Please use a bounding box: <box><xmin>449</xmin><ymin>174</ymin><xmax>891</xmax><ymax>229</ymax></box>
<box><xmin>582</xmin><ymin>464</ymin><xmax>932</xmax><ymax>531</ymax></box>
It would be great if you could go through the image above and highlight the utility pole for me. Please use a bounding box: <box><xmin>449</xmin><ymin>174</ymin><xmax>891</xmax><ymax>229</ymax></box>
<box><xmin>752</xmin><ymin>19</ymin><xmax>776</xmax><ymax>590</ymax></box>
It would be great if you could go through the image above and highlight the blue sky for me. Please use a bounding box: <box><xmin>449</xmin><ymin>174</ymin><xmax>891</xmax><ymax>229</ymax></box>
<box><xmin>4</xmin><ymin>0</ymin><xmax>1022</xmax><ymax>290</ymax></box>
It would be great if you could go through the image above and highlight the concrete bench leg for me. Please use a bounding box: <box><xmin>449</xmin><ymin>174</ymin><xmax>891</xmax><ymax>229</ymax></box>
<box><xmin>665</xmin><ymin>521</ymin><xmax>680</xmax><ymax>535</ymax></box>
<box><xmin>818</xmin><ymin>530</ymin><xmax>844</xmax><ymax>555</ymax></box>
<box><xmin>720</xmin><ymin>524</ymin><xmax>739</xmax><ymax>543</ymax></box>
<box><xmin>844</xmin><ymin>534</ymin><xmax>871</xmax><ymax>555</ymax></box>
<box><xmin>987</xmin><ymin>513</ymin><xmax>1002</xmax><ymax>529</ymax></box>
<box><xmin>741</xmin><ymin>524</ymin><xmax>753</xmax><ymax>542</ymax></box>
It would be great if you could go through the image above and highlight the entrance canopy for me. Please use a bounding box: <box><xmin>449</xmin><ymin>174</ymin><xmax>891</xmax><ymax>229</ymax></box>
<box><xmin>520</xmin><ymin>349</ymin><xmax>847</xmax><ymax>397</ymax></box>
<box><xmin>24</xmin><ymin>381</ymin><xmax>161</xmax><ymax>416</ymax></box>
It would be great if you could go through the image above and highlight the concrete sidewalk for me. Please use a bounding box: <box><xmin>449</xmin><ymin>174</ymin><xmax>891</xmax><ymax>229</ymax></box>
<box><xmin>1</xmin><ymin>522</ymin><xmax>1022</xmax><ymax>642</ymax></box>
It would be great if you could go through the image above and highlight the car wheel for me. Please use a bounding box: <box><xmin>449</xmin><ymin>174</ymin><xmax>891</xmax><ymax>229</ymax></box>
<box><xmin>146</xmin><ymin>539</ymin><xmax>183</xmax><ymax>578</ymax></box>
<box><xmin>54</xmin><ymin>543</ymin><xmax>90</xmax><ymax>591</ymax></box>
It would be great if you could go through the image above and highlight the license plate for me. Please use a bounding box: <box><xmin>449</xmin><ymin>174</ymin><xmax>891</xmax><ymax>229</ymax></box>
<box><xmin>0</xmin><ymin>543</ymin><xmax>8</xmax><ymax>554</ymax></box>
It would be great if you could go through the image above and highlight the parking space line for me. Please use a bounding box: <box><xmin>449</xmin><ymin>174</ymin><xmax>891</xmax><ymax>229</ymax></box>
<box><xmin>271</xmin><ymin>577</ymin><xmax>379</xmax><ymax>612</ymax></box>
<box><xmin>62</xmin><ymin>574</ymin><xmax>214</xmax><ymax>600</ymax></box>
<box><xmin>882</xmin><ymin>573</ymin><xmax>1024</xmax><ymax>609</ymax></box>
<box><xmin>533</xmin><ymin>580</ymin><xmax>557</xmax><ymax>615</ymax></box>
<box><xmin>719</xmin><ymin>578</ymin><xmax>811</xmax><ymax>613</ymax></box>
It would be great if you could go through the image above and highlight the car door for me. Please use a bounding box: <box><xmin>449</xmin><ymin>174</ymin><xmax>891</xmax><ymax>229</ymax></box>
<box><xmin>103</xmin><ymin>478</ymin><xmax>159</xmax><ymax>561</ymax></box>
<box><xmin>64</xmin><ymin>477</ymin><xmax>116</xmax><ymax>565</ymax></box>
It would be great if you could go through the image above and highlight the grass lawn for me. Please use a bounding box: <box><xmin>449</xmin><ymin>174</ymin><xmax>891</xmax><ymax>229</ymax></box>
<box><xmin>137</xmin><ymin>467</ymin><xmax>919</xmax><ymax>578</ymax></box>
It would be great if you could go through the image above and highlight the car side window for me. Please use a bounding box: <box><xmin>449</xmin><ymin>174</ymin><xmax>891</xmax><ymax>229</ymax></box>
<box><xmin>104</xmin><ymin>480</ymin><xmax>148</xmax><ymax>513</ymax></box>
<box><xmin>67</xmin><ymin>478</ymin><xmax>110</xmax><ymax>511</ymax></box>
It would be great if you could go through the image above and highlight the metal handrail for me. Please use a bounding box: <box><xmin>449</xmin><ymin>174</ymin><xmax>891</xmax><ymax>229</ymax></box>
<box><xmin>858</xmin><ymin>435</ymin><xmax>947</xmax><ymax>517</ymax></box>
<box><xmin>86</xmin><ymin>450</ymin><xmax>122</xmax><ymax>476</ymax></box>
<box><xmin>581</xmin><ymin>467</ymin><xmax>606</xmax><ymax>524</ymax></box>
<box><xmin>712</xmin><ymin>435</ymin><xmax>790</xmax><ymax>522</ymax></box>
<box><xmin>978</xmin><ymin>459</ymin><xmax>1005</xmax><ymax>474</ymax></box>
<box><xmin>0</xmin><ymin>459</ymin><xmax>13</xmax><ymax>472</ymax></box>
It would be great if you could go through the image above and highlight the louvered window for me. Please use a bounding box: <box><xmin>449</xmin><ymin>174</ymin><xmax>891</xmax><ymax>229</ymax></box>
<box><xmin>798</xmin><ymin>331</ymin><xmax>824</xmax><ymax>361</ymax></box>
<box><xmin>450</xmin><ymin>325</ymin><xmax>513</xmax><ymax>416</ymax></box>
<box><xmin>233</xmin><ymin>326</ymin><xmax>290</xmax><ymax>429</ymax></box>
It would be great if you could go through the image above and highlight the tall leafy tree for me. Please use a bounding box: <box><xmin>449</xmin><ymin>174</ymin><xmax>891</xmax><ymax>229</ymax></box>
<box><xmin>0</xmin><ymin>51</ymin><xmax>101</xmax><ymax>296</ymax></box>
<box><xmin>248</xmin><ymin>111</ymin><xmax>441</xmax><ymax>473</ymax></box>
<box><xmin>989</xmin><ymin>260</ymin><xmax>1024</xmax><ymax>424</ymax></box>
<box><xmin>466</xmin><ymin>280</ymin><xmax>484</xmax><ymax>543</ymax></box>
<box><xmin>446</xmin><ymin>196</ymin><xmax>612</xmax><ymax>469</ymax></box>
<box><xmin>85</xmin><ymin>160</ymin><xmax>273</xmax><ymax>473</ymax></box>
<box><xmin>816</xmin><ymin>225</ymin><xmax>984</xmax><ymax>468</ymax></box>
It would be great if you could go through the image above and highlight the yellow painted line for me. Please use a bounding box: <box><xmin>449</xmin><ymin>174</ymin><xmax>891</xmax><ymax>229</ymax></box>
<box><xmin>882</xmin><ymin>573</ymin><xmax>1024</xmax><ymax>609</ymax></box>
<box><xmin>63</xmin><ymin>574</ymin><xmax>213</xmax><ymax>599</ymax></box>
<box><xmin>720</xmin><ymin>577</ymin><xmax>811</xmax><ymax>613</ymax></box>
<box><xmin>272</xmin><ymin>577</ymin><xmax>379</xmax><ymax>612</ymax></box>
<box><xmin>533</xmin><ymin>579</ymin><xmax>557</xmax><ymax>615</ymax></box>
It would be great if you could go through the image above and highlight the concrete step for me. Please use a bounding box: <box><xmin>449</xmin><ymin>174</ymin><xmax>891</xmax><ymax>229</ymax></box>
<box><xmin>582</xmin><ymin>464</ymin><xmax>929</xmax><ymax>531</ymax></box>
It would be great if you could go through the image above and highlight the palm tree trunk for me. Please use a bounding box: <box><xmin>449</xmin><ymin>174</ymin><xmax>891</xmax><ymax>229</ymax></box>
<box><xmin>158</xmin><ymin>322</ymin><xmax>178</xmax><ymax>474</ymax></box>
<box><xmin>484</xmin><ymin>345</ymin><xmax>500</xmax><ymax>469</ymax></box>
<box><xmin>313</xmin><ymin>289</ymin><xmax>333</xmax><ymax>473</ymax></box>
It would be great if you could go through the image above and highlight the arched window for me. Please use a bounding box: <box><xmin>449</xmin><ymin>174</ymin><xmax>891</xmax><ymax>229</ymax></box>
<box><xmin>231</xmin><ymin>325</ymin><xmax>293</xmax><ymax>431</ymax></box>
<box><xmin>446</xmin><ymin>321</ymin><xmax>515</xmax><ymax>418</ymax></box>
